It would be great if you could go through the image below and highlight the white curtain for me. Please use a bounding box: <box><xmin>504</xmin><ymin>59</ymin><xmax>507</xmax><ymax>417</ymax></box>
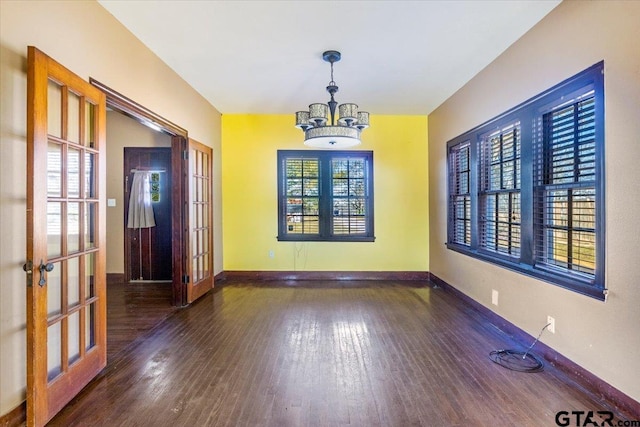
<box><xmin>127</xmin><ymin>171</ymin><xmax>156</xmax><ymax>229</ymax></box>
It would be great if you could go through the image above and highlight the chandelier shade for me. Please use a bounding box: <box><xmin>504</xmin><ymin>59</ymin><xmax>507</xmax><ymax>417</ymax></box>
<box><xmin>295</xmin><ymin>50</ymin><xmax>369</xmax><ymax>149</ymax></box>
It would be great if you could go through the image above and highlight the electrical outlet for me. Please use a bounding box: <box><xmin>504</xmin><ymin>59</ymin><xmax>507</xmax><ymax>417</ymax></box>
<box><xmin>547</xmin><ymin>316</ymin><xmax>555</xmax><ymax>334</ymax></box>
<box><xmin>491</xmin><ymin>289</ymin><xmax>499</xmax><ymax>306</ymax></box>
<box><xmin>268</xmin><ymin>250</ymin><xmax>275</xmax><ymax>259</ymax></box>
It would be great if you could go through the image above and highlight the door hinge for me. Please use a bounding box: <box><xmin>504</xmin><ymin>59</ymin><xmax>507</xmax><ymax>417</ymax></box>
<box><xmin>182</xmin><ymin>275</ymin><xmax>189</xmax><ymax>284</ymax></box>
<box><xmin>182</xmin><ymin>150</ymin><xmax>188</xmax><ymax>160</ymax></box>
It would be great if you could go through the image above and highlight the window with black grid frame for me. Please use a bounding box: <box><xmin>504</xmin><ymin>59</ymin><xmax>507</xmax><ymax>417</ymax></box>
<box><xmin>445</xmin><ymin>61</ymin><xmax>604</xmax><ymax>299</ymax></box>
<box><xmin>534</xmin><ymin>93</ymin><xmax>597</xmax><ymax>278</ymax></box>
<box><xmin>448</xmin><ymin>141</ymin><xmax>471</xmax><ymax>246</ymax></box>
<box><xmin>277</xmin><ymin>150</ymin><xmax>374</xmax><ymax>242</ymax></box>
<box><xmin>479</xmin><ymin>122</ymin><xmax>521</xmax><ymax>257</ymax></box>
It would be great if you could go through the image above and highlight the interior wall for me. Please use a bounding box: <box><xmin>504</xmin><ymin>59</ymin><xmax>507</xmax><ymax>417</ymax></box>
<box><xmin>106</xmin><ymin>111</ymin><xmax>172</xmax><ymax>274</ymax></box>
<box><xmin>221</xmin><ymin>114</ymin><xmax>429</xmax><ymax>272</ymax></box>
<box><xmin>0</xmin><ymin>0</ymin><xmax>222</xmax><ymax>416</ymax></box>
<box><xmin>428</xmin><ymin>0</ymin><xmax>640</xmax><ymax>402</ymax></box>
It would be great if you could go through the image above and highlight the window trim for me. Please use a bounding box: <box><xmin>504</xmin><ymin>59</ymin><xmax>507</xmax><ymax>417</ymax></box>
<box><xmin>277</xmin><ymin>150</ymin><xmax>375</xmax><ymax>242</ymax></box>
<box><xmin>446</xmin><ymin>61</ymin><xmax>605</xmax><ymax>300</ymax></box>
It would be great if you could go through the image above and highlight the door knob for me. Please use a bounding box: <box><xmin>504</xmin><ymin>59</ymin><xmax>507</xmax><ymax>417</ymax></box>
<box><xmin>23</xmin><ymin>260</ymin><xmax>33</xmax><ymax>273</ymax></box>
<box><xmin>38</xmin><ymin>260</ymin><xmax>54</xmax><ymax>287</ymax></box>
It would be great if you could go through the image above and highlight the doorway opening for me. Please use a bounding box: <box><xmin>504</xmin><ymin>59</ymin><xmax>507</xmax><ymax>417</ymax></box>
<box><xmin>92</xmin><ymin>78</ymin><xmax>189</xmax><ymax>307</ymax></box>
<box><xmin>123</xmin><ymin>147</ymin><xmax>172</xmax><ymax>282</ymax></box>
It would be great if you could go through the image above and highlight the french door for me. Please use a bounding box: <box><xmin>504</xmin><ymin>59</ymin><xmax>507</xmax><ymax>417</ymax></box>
<box><xmin>26</xmin><ymin>46</ymin><xmax>107</xmax><ymax>427</ymax></box>
<box><xmin>185</xmin><ymin>138</ymin><xmax>214</xmax><ymax>303</ymax></box>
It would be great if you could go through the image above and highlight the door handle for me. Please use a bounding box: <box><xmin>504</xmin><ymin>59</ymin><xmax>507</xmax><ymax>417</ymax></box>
<box><xmin>38</xmin><ymin>260</ymin><xmax>54</xmax><ymax>287</ymax></box>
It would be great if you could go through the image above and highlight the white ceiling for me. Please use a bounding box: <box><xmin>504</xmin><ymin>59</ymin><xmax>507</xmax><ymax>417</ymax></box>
<box><xmin>98</xmin><ymin>0</ymin><xmax>560</xmax><ymax>116</ymax></box>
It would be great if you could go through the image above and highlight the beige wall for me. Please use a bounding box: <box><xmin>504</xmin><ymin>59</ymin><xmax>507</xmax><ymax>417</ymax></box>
<box><xmin>0</xmin><ymin>0</ymin><xmax>222</xmax><ymax>415</ymax></box>
<box><xmin>105</xmin><ymin>111</ymin><xmax>172</xmax><ymax>274</ymax></box>
<box><xmin>429</xmin><ymin>0</ymin><xmax>640</xmax><ymax>402</ymax></box>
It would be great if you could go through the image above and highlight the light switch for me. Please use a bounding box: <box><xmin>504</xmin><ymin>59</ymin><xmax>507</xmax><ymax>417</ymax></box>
<box><xmin>107</xmin><ymin>198</ymin><xmax>116</xmax><ymax>207</ymax></box>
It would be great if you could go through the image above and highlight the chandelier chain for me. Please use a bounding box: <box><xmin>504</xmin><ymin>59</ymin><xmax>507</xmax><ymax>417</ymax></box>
<box><xmin>330</xmin><ymin>61</ymin><xmax>335</xmax><ymax>86</ymax></box>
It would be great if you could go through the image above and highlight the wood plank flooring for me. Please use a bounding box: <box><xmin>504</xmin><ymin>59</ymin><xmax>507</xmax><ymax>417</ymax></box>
<box><xmin>106</xmin><ymin>280</ymin><xmax>177</xmax><ymax>360</ymax></box>
<box><xmin>48</xmin><ymin>280</ymin><xmax>632</xmax><ymax>426</ymax></box>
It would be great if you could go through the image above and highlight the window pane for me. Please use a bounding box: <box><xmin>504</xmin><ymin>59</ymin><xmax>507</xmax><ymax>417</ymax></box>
<box><xmin>333</xmin><ymin>179</ymin><xmax>348</xmax><ymax>196</ymax></box>
<box><xmin>478</xmin><ymin>123</ymin><xmax>521</xmax><ymax>256</ymax></box>
<box><xmin>286</xmin><ymin>179</ymin><xmax>301</xmax><ymax>196</ymax></box>
<box><xmin>332</xmin><ymin>159</ymin><xmax>348</xmax><ymax>178</ymax></box>
<box><xmin>286</xmin><ymin>159</ymin><xmax>302</xmax><ymax>177</ymax></box>
<box><xmin>303</xmin><ymin>160</ymin><xmax>318</xmax><ymax>177</ymax></box>
<box><xmin>448</xmin><ymin>141</ymin><xmax>471</xmax><ymax>246</ymax></box>
<box><xmin>536</xmin><ymin>130</ymin><xmax>597</xmax><ymax>279</ymax></box>
<box><xmin>302</xmin><ymin>199</ymin><xmax>318</xmax><ymax>215</ymax></box>
<box><xmin>286</xmin><ymin>198</ymin><xmax>303</xmax><ymax>216</ymax></box>
<box><xmin>330</xmin><ymin>158</ymin><xmax>369</xmax><ymax>236</ymax></box>
<box><xmin>303</xmin><ymin>179</ymin><xmax>318</xmax><ymax>196</ymax></box>
<box><xmin>544</xmin><ymin>94</ymin><xmax>596</xmax><ymax>185</ymax></box>
<box><xmin>279</xmin><ymin>151</ymin><xmax>373</xmax><ymax>241</ymax></box>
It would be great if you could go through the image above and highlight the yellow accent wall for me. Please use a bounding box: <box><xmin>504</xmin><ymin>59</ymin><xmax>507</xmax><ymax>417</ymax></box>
<box><xmin>222</xmin><ymin>115</ymin><xmax>429</xmax><ymax>271</ymax></box>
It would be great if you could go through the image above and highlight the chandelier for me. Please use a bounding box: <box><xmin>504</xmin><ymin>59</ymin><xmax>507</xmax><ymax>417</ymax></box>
<box><xmin>295</xmin><ymin>50</ymin><xmax>369</xmax><ymax>148</ymax></box>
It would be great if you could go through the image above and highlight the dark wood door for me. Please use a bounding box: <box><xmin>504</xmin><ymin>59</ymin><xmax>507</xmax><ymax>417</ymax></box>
<box><xmin>123</xmin><ymin>147</ymin><xmax>172</xmax><ymax>281</ymax></box>
<box><xmin>26</xmin><ymin>46</ymin><xmax>107</xmax><ymax>427</ymax></box>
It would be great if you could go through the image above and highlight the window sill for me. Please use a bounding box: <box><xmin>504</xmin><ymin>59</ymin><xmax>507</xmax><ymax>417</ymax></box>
<box><xmin>446</xmin><ymin>243</ymin><xmax>605</xmax><ymax>301</ymax></box>
<box><xmin>277</xmin><ymin>235</ymin><xmax>376</xmax><ymax>242</ymax></box>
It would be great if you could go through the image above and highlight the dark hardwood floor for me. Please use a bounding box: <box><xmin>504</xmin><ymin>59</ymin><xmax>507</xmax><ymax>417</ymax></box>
<box><xmin>106</xmin><ymin>280</ymin><xmax>177</xmax><ymax>361</ymax></box>
<box><xmin>48</xmin><ymin>280</ymin><xmax>632</xmax><ymax>426</ymax></box>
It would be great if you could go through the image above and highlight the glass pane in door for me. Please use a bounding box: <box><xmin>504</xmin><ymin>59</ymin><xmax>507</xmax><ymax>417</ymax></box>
<box><xmin>84</xmin><ymin>152</ymin><xmax>95</xmax><ymax>198</ymax></box>
<box><xmin>85</xmin><ymin>252</ymin><xmax>95</xmax><ymax>299</ymax></box>
<box><xmin>84</xmin><ymin>202</ymin><xmax>96</xmax><ymax>249</ymax></box>
<box><xmin>68</xmin><ymin>147</ymin><xmax>81</xmax><ymax>198</ymax></box>
<box><xmin>85</xmin><ymin>302</ymin><xmax>95</xmax><ymax>351</ymax></box>
<box><xmin>47</xmin><ymin>261</ymin><xmax>62</xmax><ymax>318</ymax></box>
<box><xmin>47</xmin><ymin>322</ymin><xmax>62</xmax><ymax>381</ymax></box>
<box><xmin>84</xmin><ymin>100</ymin><xmax>95</xmax><ymax>148</ymax></box>
<box><xmin>68</xmin><ymin>202</ymin><xmax>80</xmax><ymax>253</ymax></box>
<box><xmin>47</xmin><ymin>79</ymin><xmax>62</xmax><ymax>138</ymax></box>
<box><xmin>68</xmin><ymin>256</ymin><xmax>80</xmax><ymax>307</ymax></box>
<box><xmin>67</xmin><ymin>91</ymin><xmax>80</xmax><ymax>144</ymax></box>
<box><xmin>47</xmin><ymin>201</ymin><xmax>62</xmax><ymax>258</ymax></box>
<box><xmin>68</xmin><ymin>311</ymin><xmax>81</xmax><ymax>365</ymax></box>
<box><xmin>47</xmin><ymin>142</ymin><xmax>62</xmax><ymax>197</ymax></box>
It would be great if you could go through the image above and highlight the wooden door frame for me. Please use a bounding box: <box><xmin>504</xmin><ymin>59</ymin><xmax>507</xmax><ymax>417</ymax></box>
<box><xmin>89</xmin><ymin>79</ymin><xmax>188</xmax><ymax>306</ymax></box>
